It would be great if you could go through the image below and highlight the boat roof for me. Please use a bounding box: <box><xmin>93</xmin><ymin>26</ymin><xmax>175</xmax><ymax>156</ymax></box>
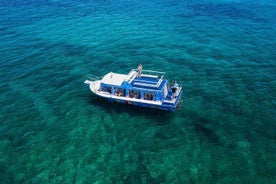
<box><xmin>101</xmin><ymin>70</ymin><xmax>137</xmax><ymax>86</ymax></box>
<box><xmin>131</xmin><ymin>76</ymin><xmax>167</xmax><ymax>90</ymax></box>
<box><xmin>101</xmin><ymin>69</ymin><xmax>167</xmax><ymax>90</ymax></box>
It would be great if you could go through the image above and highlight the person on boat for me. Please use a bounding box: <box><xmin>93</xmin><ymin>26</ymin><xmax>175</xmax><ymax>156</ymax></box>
<box><xmin>114</xmin><ymin>88</ymin><xmax>119</xmax><ymax>96</ymax></box>
<box><xmin>129</xmin><ymin>90</ymin><xmax>134</xmax><ymax>98</ymax></box>
<box><xmin>150</xmin><ymin>94</ymin><xmax>153</xmax><ymax>100</ymax></box>
<box><xmin>137</xmin><ymin>64</ymin><xmax>142</xmax><ymax>78</ymax></box>
<box><xmin>171</xmin><ymin>81</ymin><xmax>179</xmax><ymax>99</ymax></box>
<box><xmin>134</xmin><ymin>92</ymin><xmax>140</xmax><ymax>99</ymax></box>
<box><xmin>144</xmin><ymin>93</ymin><xmax>148</xmax><ymax>100</ymax></box>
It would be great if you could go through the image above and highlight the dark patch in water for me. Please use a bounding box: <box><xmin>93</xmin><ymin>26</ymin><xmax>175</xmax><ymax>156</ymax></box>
<box><xmin>62</xmin><ymin>43</ymin><xmax>89</xmax><ymax>56</ymax></box>
<box><xmin>198</xmin><ymin>117</ymin><xmax>212</xmax><ymax>125</ymax></box>
<box><xmin>45</xmin><ymin>0</ymin><xmax>97</xmax><ymax>17</ymax></box>
<box><xmin>227</xmin><ymin>142</ymin><xmax>237</xmax><ymax>149</ymax></box>
<box><xmin>187</xmin><ymin>3</ymin><xmax>265</xmax><ymax>23</ymax></box>
<box><xmin>122</xmin><ymin>162</ymin><xmax>161</xmax><ymax>184</ymax></box>
<box><xmin>62</xmin><ymin>43</ymin><xmax>88</xmax><ymax>56</ymax></box>
<box><xmin>195</xmin><ymin>123</ymin><xmax>221</xmax><ymax>145</ymax></box>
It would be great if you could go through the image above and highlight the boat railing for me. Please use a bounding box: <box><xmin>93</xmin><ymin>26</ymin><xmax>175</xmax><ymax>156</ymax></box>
<box><xmin>156</xmin><ymin>74</ymin><xmax>164</xmax><ymax>86</ymax></box>
<box><xmin>128</xmin><ymin>69</ymin><xmax>165</xmax><ymax>78</ymax></box>
<box><xmin>141</xmin><ymin>69</ymin><xmax>165</xmax><ymax>79</ymax></box>
<box><xmin>125</xmin><ymin>69</ymin><xmax>138</xmax><ymax>83</ymax></box>
<box><xmin>133</xmin><ymin>75</ymin><xmax>164</xmax><ymax>89</ymax></box>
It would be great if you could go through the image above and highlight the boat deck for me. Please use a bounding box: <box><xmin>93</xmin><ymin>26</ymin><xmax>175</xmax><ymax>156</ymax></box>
<box><xmin>164</xmin><ymin>87</ymin><xmax>182</xmax><ymax>103</ymax></box>
<box><xmin>131</xmin><ymin>75</ymin><xmax>166</xmax><ymax>90</ymax></box>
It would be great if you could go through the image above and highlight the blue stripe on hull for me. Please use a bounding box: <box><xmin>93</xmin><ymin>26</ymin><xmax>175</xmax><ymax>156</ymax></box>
<box><xmin>107</xmin><ymin>98</ymin><xmax>176</xmax><ymax>111</ymax></box>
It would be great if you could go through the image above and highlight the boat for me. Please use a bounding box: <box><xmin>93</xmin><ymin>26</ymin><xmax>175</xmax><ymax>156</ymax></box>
<box><xmin>84</xmin><ymin>68</ymin><xmax>183</xmax><ymax>111</ymax></box>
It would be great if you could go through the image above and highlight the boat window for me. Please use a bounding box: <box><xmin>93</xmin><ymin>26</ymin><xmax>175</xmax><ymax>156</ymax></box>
<box><xmin>129</xmin><ymin>90</ymin><xmax>135</xmax><ymax>98</ymax></box>
<box><xmin>134</xmin><ymin>92</ymin><xmax>140</xmax><ymax>99</ymax></box>
<box><xmin>101</xmin><ymin>86</ymin><xmax>107</xmax><ymax>92</ymax></box>
<box><xmin>114</xmin><ymin>88</ymin><xmax>125</xmax><ymax>97</ymax></box>
<box><xmin>144</xmin><ymin>92</ymin><xmax>155</xmax><ymax>101</ymax></box>
<box><xmin>100</xmin><ymin>86</ymin><xmax>112</xmax><ymax>94</ymax></box>
<box><xmin>129</xmin><ymin>90</ymin><xmax>140</xmax><ymax>99</ymax></box>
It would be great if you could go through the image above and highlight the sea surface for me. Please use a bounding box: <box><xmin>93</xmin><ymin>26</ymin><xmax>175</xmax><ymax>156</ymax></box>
<box><xmin>0</xmin><ymin>0</ymin><xmax>275</xmax><ymax>183</ymax></box>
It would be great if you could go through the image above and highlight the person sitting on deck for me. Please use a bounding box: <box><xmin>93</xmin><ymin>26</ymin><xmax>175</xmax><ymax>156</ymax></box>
<box><xmin>137</xmin><ymin>64</ymin><xmax>142</xmax><ymax>78</ymax></box>
<box><xmin>171</xmin><ymin>81</ymin><xmax>179</xmax><ymax>99</ymax></box>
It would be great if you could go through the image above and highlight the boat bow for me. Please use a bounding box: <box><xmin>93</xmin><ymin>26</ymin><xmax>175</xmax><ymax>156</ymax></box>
<box><xmin>84</xmin><ymin>80</ymin><xmax>100</xmax><ymax>94</ymax></box>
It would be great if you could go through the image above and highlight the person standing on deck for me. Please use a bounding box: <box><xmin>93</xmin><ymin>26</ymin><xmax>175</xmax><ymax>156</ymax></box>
<box><xmin>137</xmin><ymin>64</ymin><xmax>142</xmax><ymax>78</ymax></box>
<box><xmin>171</xmin><ymin>81</ymin><xmax>179</xmax><ymax>99</ymax></box>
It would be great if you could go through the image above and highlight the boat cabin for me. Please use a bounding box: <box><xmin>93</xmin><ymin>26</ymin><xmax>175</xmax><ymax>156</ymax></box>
<box><xmin>98</xmin><ymin>69</ymin><xmax>169</xmax><ymax>101</ymax></box>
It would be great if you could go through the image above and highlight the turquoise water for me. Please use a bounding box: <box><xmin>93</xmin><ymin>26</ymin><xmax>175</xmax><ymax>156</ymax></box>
<box><xmin>1</xmin><ymin>0</ymin><xmax>275</xmax><ymax>183</ymax></box>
